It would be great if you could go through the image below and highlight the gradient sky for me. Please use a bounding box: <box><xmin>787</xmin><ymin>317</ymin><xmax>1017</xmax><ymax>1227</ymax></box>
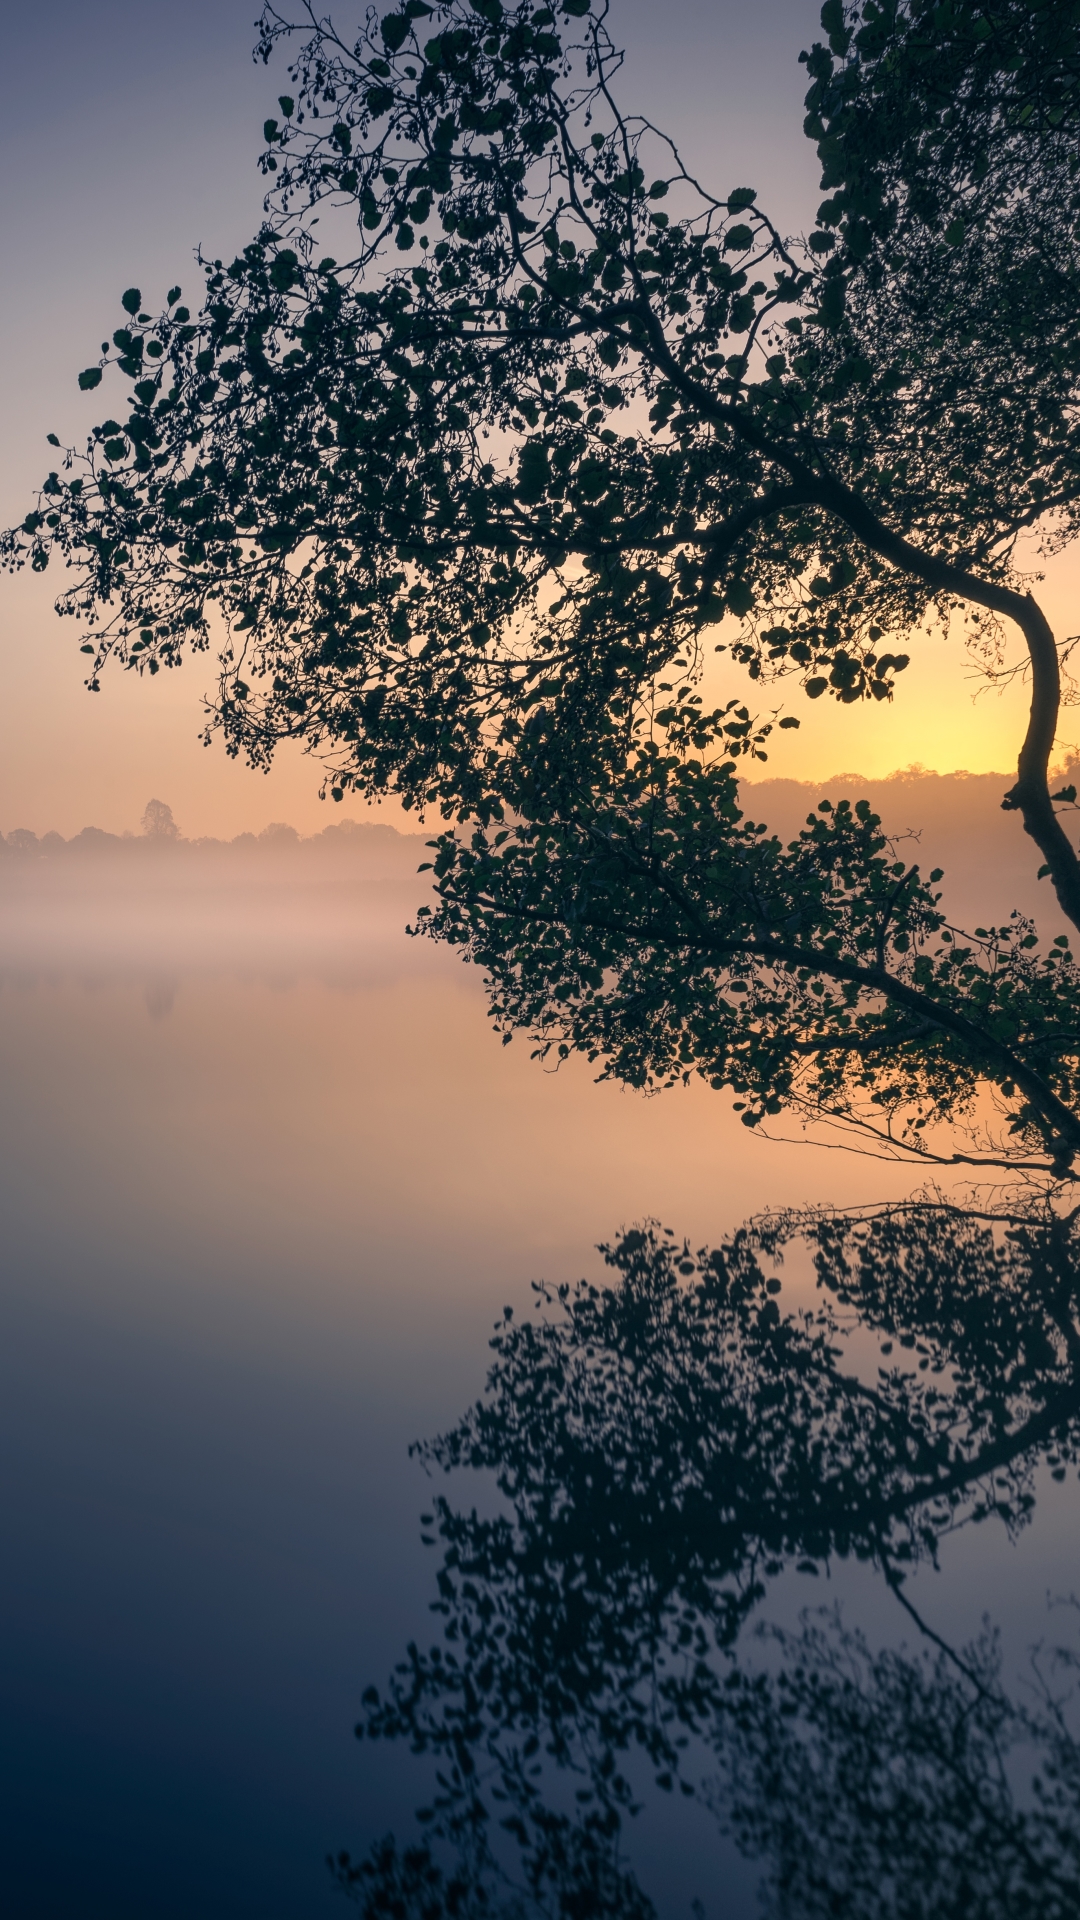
<box><xmin>0</xmin><ymin>0</ymin><xmax>1064</xmax><ymax>838</ymax></box>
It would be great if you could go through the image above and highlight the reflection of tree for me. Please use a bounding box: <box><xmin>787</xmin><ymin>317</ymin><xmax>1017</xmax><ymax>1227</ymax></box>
<box><xmin>336</xmin><ymin>1204</ymin><xmax>1080</xmax><ymax>1915</ymax></box>
<box><xmin>709</xmin><ymin>1608</ymin><xmax>1080</xmax><ymax>1920</ymax></box>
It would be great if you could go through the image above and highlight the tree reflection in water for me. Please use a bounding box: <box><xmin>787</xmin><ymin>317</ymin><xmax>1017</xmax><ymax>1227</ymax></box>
<box><xmin>337</xmin><ymin>1204</ymin><xmax>1080</xmax><ymax>1917</ymax></box>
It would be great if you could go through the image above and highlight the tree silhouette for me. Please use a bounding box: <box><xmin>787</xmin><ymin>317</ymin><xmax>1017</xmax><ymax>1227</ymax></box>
<box><xmin>419</xmin><ymin>764</ymin><xmax>1080</xmax><ymax>1176</ymax></box>
<box><xmin>6</xmin><ymin>0</ymin><xmax>1080</xmax><ymax>1162</ymax></box>
<box><xmin>140</xmin><ymin>797</ymin><xmax>180</xmax><ymax>839</ymax></box>
<box><xmin>336</xmin><ymin>1201</ymin><xmax>1080</xmax><ymax>1916</ymax></box>
<box><xmin>337</xmin><ymin>1615</ymin><xmax>1080</xmax><ymax>1918</ymax></box>
<box><xmin>805</xmin><ymin>0</ymin><xmax>1080</xmax><ymax>265</ymax></box>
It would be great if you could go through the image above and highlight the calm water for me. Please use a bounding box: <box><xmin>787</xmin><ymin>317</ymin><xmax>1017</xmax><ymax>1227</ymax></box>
<box><xmin>1</xmin><ymin>843</ymin><xmax>1077</xmax><ymax>1917</ymax></box>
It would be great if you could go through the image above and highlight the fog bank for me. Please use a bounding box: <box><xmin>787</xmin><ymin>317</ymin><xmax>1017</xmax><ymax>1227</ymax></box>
<box><xmin>2</xmin><ymin>764</ymin><xmax>1071</xmax><ymax>994</ymax></box>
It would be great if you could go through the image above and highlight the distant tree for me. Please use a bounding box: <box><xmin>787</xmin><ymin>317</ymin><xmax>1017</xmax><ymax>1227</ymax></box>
<box><xmin>6</xmin><ymin>0</ymin><xmax>1080</xmax><ymax>1169</ymax></box>
<box><xmin>140</xmin><ymin>797</ymin><xmax>180</xmax><ymax>839</ymax></box>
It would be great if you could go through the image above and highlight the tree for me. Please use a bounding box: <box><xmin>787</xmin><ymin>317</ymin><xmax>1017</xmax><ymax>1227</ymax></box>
<box><xmin>338</xmin><ymin>1202</ymin><xmax>1080</xmax><ymax>1916</ymax></box>
<box><xmin>801</xmin><ymin>0</ymin><xmax>1080</xmax><ymax>907</ymax></box>
<box><xmin>140</xmin><ymin>797</ymin><xmax>180</xmax><ymax>838</ymax></box>
<box><xmin>419</xmin><ymin>755</ymin><xmax>1080</xmax><ymax>1175</ymax></box>
<box><xmin>5</xmin><ymin>0</ymin><xmax>1080</xmax><ymax>1168</ymax></box>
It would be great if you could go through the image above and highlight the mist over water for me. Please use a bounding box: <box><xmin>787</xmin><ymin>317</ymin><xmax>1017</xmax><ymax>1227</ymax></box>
<box><xmin>1</xmin><ymin>774</ymin><xmax>1078</xmax><ymax>1917</ymax></box>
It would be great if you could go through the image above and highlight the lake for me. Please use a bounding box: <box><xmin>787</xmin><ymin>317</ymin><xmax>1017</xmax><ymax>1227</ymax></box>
<box><xmin>1</xmin><ymin>820</ymin><xmax>1077</xmax><ymax>1917</ymax></box>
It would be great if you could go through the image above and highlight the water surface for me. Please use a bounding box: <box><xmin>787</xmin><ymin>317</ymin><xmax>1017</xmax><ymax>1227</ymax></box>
<box><xmin>1</xmin><ymin>830</ymin><xmax>1076</xmax><ymax>1916</ymax></box>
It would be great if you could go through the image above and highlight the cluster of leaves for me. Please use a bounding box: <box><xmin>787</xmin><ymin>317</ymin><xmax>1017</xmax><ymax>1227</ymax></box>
<box><xmin>341</xmin><ymin>1202</ymin><xmax>1080</xmax><ymax>1914</ymax></box>
<box><xmin>417</xmin><ymin>752</ymin><xmax>1080</xmax><ymax>1173</ymax></box>
<box><xmin>805</xmin><ymin>0</ymin><xmax>1080</xmax><ymax>261</ymax></box>
<box><xmin>0</xmin><ymin>2</ymin><xmax>811</xmax><ymax>816</ymax></box>
<box><xmin>802</xmin><ymin>0</ymin><xmax>1080</xmax><ymax>597</ymax></box>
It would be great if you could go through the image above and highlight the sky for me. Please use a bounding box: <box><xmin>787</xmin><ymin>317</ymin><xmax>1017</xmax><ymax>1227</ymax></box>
<box><xmin>0</xmin><ymin>0</ymin><xmax>1063</xmax><ymax>839</ymax></box>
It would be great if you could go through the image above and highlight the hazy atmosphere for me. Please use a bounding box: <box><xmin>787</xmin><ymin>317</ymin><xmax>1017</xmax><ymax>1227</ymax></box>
<box><xmin>3</xmin><ymin>3</ymin><xmax>1080</xmax><ymax>1916</ymax></box>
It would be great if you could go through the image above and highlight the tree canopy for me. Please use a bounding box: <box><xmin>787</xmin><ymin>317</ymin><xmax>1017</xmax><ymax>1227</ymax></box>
<box><xmin>806</xmin><ymin>0</ymin><xmax>1080</xmax><ymax>261</ymax></box>
<box><xmin>6</xmin><ymin>0</ymin><xmax>1080</xmax><ymax>1171</ymax></box>
<box><xmin>420</xmin><ymin>760</ymin><xmax>1080</xmax><ymax>1173</ymax></box>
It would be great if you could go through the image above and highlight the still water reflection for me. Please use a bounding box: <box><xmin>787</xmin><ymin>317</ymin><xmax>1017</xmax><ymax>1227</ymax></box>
<box><xmin>0</xmin><ymin>848</ymin><xmax>1077</xmax><ymax>1916</ymax></box>
<box><xmin>349</xmin><ymin>1214</ymin><xmax>1080</xmax><ymax>1917</ymax></box>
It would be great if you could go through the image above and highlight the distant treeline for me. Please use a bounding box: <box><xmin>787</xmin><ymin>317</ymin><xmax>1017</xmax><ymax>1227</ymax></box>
<box><xmin>0</xmin><ymin>816</ymin><xmax>425</xmax><ymax>863</ymax></box>
<box><xmin>2</xmin><ymin>765</ymin><xmax>1073</xmax><ymax>934</ymax></box>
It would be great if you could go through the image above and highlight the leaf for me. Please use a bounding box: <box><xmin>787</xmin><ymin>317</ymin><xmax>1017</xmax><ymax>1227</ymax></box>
<box><xmin>78</xmin><ymin>367</ymin><xmax>103</xmax><ymax>390</ymax></box>
<box><xmin>381</xmin><ymin>12</ymin><xmax>412</xmax><ymax>50</ymax></box>
<box><xmin>269</xmin><ymin>249</ymin><xmax>300</xmax><ymax>291</ymax></box>
<box><xmin>121</xmin><ymin>288</ymin><xmax>142</xmax><ymax>315</ymax></box>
